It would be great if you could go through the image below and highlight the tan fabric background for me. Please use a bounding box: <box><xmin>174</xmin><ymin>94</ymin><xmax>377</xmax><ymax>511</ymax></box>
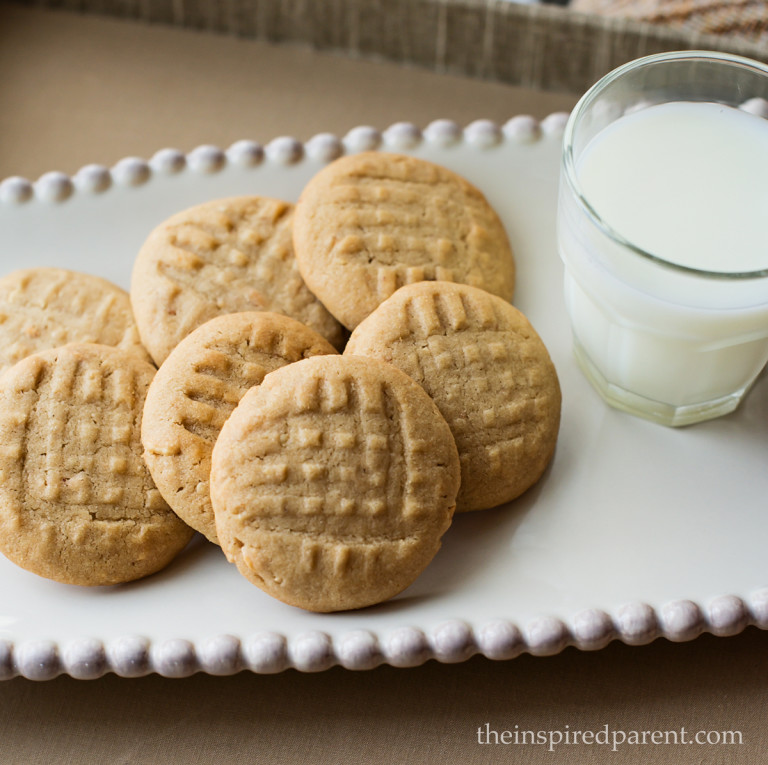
<box><xmin>0</xmin><ymin>4</ymin><xmax>574</xmax><ymax>178</ymax></box>
<box><xmin>1</xmin><ymin>5</ymin><xmax>767</xmax><ymax>763</ymax></box>
<box><xmin>7</xmin><ymin>0</ymin><xmax>768</xmax><ymax>94</ymax></box>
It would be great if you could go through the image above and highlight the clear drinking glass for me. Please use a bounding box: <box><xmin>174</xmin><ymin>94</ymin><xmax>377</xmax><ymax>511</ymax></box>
<box><xmin>557</xmin><ymin>51</ymin><xmax>768</xmax><ymax>427</ymax></box>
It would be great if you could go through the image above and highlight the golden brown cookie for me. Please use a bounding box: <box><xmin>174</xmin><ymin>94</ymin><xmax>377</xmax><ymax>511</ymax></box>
<box><xmin>130</xmin><ymin>196</ymin><xmax>345</xmax><ymax>365</ymax></box>
<box><xmin>0</xmin><ymin>267</ymin><xmax>147</xmax><ymax>375</ymax></box>
<box><xmin>142</xmin><ymin>311</ymin><xmax>338</xmax><ymax>545</ymax></box>
<box><xmin>210</xmin><ymin>354</ymin><xmax>460</xmax><ymax>612</ymax></box>
<box><xmin>345</xmin><ymin>282</ymin><xmax>560</xmax><ymax>512</ymax></box>
<box><xmin>0</xmin><ymin>343</ymin><xmax>194</xmax><ymax>586</ymax></box>
<box><xmin>292</xmin><ymin>152</ymin><xmax>516</xmax><ymax>329</ymax></box>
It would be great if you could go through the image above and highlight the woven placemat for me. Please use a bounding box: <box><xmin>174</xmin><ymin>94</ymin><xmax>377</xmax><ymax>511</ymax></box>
<box><xmin>8</xmin><ymin>0</ymin><xmax>768</xmax><ymax>95</ymax></box>
<box><xmin>571</xmin><ymin>0</ymin><xmax>768</xmax><ymax>45</ymax></box>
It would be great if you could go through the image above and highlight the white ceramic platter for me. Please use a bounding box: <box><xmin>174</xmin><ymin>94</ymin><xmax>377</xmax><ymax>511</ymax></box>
<box><xmin>1</xmin><ymin>117</ymin><xmax>767</xmax><ymax>680</ymax></box>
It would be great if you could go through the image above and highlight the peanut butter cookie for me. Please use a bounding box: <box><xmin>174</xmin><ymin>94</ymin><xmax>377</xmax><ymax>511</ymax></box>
<box><xmin>0</xmin><ymin>343</ymin><xmax>194</xmax><ymax>585</ymax></box>
<box><xmin>292</xmin><ymin>152</ymin><xmax>516</xmax><ymax>329</ymax></box>
<box><xmin>142</xmin><ymin>311</ymin><xmax>337</xmax><ymax>545</ymax></box>
<box><xmin>0</xmin><ymin>267</ymin><xmax>147</xmax><ymax>374</ymax></box>
<box><xmin>210</xmin><ymin>354</ymin><xmax>460</xmax><ymax>612</ymax></box>
<box><xmin>131</xmin><ymin>196</ymin><xmax>345</xmax><ymax>365</ymax></box>
<box><xmin>345</xmin><ymin>282</ymin><xmax>560</xmax><ymax>512</ymax></box>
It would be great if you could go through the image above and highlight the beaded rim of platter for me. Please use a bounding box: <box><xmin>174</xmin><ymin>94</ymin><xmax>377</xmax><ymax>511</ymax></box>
<box><xmin>0</xmin><ymin>114</ymin><xmax>575</xmax><ymax>206</ymax></box>
<box><xmin>0</xmin><ymin>592</ymin><xmax>763</xmax><ymax>678</ymax></box>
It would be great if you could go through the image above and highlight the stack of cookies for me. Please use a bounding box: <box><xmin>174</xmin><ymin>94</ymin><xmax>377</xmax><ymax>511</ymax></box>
<box><xmin>0</xmin><ymin>269</ymin><xmax>193</xmax><ymax>586</ymax></box>
<box><xmin>0</xmin><ymin>151</ymin><xmax>560</xmax><ymax>612</ymax></box>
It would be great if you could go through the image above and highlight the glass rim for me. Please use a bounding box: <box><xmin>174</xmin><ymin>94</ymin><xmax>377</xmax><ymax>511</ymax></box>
<box><xmin>562</xmin><ymin>50</ymin><xmax>768</xmax><ymax>281</ymax></box>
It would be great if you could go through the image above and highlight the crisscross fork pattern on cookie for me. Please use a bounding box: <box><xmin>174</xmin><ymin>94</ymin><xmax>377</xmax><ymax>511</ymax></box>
<box><xmin>5</xmin><ymin>352</ymin><xmax>163</xmax><ymax>521</ymax></box>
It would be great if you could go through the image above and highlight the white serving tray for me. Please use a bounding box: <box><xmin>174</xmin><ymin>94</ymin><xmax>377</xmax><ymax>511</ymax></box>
<box><xmin>1</xmin><ymin>116</ymin><xmax>767</xmax><ymax>680</ymax></box>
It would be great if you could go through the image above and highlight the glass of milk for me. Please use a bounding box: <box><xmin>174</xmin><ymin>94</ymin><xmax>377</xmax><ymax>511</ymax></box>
<box><xmin>558</xmin><ymin>51</ymin><xmax>768</xmax><ymax>426</ymax></box>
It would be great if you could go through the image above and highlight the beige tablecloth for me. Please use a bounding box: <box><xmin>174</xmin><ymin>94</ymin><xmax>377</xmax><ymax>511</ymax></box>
<box><xmin>0</xmin><ymin>5</ymin><xmax>767</xmax><ymax>763</ymax></box>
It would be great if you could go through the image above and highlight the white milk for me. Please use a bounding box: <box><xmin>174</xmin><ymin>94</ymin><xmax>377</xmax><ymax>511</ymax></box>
<box><xmin>578</xmin><ymin>101</ymin><xmax>768</xmax><ymax>274</ymax></box>
<box><xmin>558</xmin><ymin>101</ymin><xmax>768</xmax><ymax>424</ymax></box>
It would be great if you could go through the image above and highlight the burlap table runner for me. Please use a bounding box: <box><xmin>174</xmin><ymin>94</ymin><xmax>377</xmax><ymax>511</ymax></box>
<box><xmin>571</xmin><ymin>0</ymin><xmax>768</xmax><ymax>46</ymax></box>
<box><xmin>9</xmin><ymin>0</ymin><xmax>768</xmax><ymax>94</ymax></box>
